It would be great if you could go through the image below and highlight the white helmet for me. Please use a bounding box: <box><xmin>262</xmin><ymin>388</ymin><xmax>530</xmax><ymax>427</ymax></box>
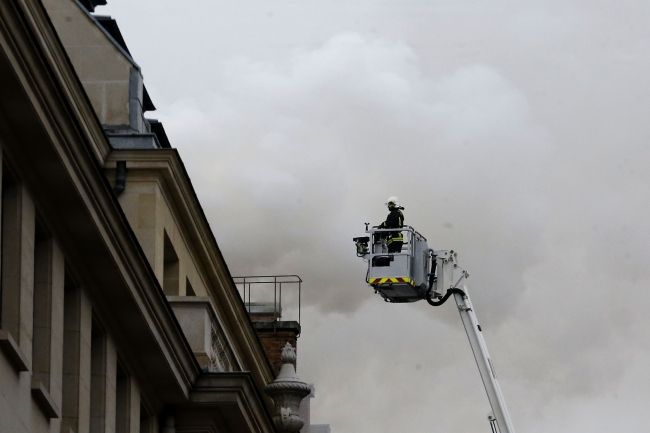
<box><xmin>385</xmin><ymin>196</ymin><xmax>399</xmax><ymax>207</ymax></box>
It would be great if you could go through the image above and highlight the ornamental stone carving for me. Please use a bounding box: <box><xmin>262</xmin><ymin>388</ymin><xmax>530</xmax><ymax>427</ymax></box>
<box><xmin>265</xmin><ymin>343</ymin><xmax>311</xmax><ymax>433</ymax></box>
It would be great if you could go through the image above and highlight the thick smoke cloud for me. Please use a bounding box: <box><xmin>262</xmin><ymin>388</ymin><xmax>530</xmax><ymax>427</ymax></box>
<box><xmin>102</xmin><ymin>1</ymin><xmax>650</xmax><ymax>432</ymax></box>
<box><xmin>161</xmin><ymin>34</ymin><xmax>552</xmax><ymax>319</ymax></box>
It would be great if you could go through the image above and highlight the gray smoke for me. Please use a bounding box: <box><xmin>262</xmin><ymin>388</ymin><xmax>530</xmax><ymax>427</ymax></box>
<box><xmin>102</xmin><ymin>1</ymin><xmax>650</xmax><ymax>432</ymax></box>
<box><xmin>160</xmin><ymin>38</ymin><xmax>552</xmax><ymax>320</ymax></box>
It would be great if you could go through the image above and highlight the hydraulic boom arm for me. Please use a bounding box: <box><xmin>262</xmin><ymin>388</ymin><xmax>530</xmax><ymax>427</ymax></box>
<box><xmin>429</xmin><ymin>252</ymin><xmax>516</xmax><ymax>433</ymax></box>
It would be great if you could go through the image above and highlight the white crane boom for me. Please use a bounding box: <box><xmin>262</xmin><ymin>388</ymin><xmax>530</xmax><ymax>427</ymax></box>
<box><xmin>453</xmin><ymin>287</ymin><xmax>516</xmax><ymax>433</ymax></box>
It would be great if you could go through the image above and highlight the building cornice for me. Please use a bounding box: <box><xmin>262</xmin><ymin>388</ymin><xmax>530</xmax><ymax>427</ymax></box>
<box><xmin>106</xmin><ymin>149</ymin><xmax>276</xmax><ymax>388</ymax></box>
<box><xmin>0</xmin><ymin>0</ymin><xmax>199</xmax><ymax>407</ymax></box>
<box><xmin>188</xmin><ymin>372</ymin><xmax>277</xmax><ymax>433</ymax></box>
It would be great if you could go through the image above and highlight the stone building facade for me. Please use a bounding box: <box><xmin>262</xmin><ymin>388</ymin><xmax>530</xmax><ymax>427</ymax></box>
<box><xmin>0</xmin><ymin>0</ymin><xmax>321</xmax><ymax>432</ymax></box>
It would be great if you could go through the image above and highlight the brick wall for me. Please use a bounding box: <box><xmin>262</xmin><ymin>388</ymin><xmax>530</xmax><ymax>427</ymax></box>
<box><xmin>252</xmin><ymin>322</ymin><xmax>300</xmax><ymax>374</ymax></box>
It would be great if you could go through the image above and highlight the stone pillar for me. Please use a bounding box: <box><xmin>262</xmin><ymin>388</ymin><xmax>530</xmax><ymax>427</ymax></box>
<box><xmin>129</xmin><ymin>381</ymin><xmax>140</xmax><ymax>433</ymax></box>
<box><xmin>116</xmin><ymin>371</ymin><xmax>140</xmax><ymax>433</ymax></box>
<box><xmin>1</xmin><ymin>183</ymin><xmax>35</xmax><ymax>366</ymax></box>
<box><xmin>62</xmin><ymin>284</ymin><xmax>93</xmax><ymax>433</ymax></box>
<box><xmin>105</xmin><ymin>337</ymin><xmax>118</xmax><ymax>433</ymax></box>
<box><xmin>32</xmin><ymin>237</ymin><xmax>65</xmax><ymax>389</ymax></box>
<box><xmin>32</xmin><ymin>236</ymin><xmax>65</xmax><ymax>421</ymax></box>
<box><xmin>90</xmin><ymin>327</ymin><xmax>118</xmax><ymax>433</ymax></box>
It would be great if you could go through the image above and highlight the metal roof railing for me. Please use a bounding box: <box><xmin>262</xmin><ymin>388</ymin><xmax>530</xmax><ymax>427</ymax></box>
<box><xmin>232</xmin><ymin>275</ymin><xmax>302</xmax><ymax>327</ymax></box>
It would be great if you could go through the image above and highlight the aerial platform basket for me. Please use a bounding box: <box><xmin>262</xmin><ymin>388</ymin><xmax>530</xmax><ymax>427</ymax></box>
<box><xmin>354</xmin><ymin>225</ymin><xmax>434</xmax><ymax>303</ymax></box>
<box><xmin>353</xmin><ymin>223</ymin><xmax>518</xmax><ymax>433</ymax></box>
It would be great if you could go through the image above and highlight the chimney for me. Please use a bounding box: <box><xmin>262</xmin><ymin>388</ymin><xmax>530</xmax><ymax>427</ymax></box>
<box><xmin>248</xmin><ymin>303</ymin><xmax>300</xmax><ymax>374</ymax></box>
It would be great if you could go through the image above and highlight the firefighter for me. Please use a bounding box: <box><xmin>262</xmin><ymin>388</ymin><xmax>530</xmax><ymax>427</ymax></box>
<box><xmin>379</xmin><ymin>196</ymin><xmax>404</xmax><ymax>253</ymax></box>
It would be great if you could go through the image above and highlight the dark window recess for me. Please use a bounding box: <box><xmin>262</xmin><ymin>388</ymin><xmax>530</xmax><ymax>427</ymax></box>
<box><xmin>162</xmin><ymin>232</ymin><xmax>179</xmax><ymax>296</ymax></box>
<box><xmin>90</xmin><ymin>319</ymin><xmax>107</xmax><ymax>428</ymax></box>
<box><xmin>0</xmin><ymin>165</ymin><xmax>17</xmax><ymax>324</ymax></box>
<box><xmin>186</xmin><ymin>278</ymin><xmax>196</xmax><ymax>296</ymax></box>
<box><xmin>116</xmin><ymin>363</ymin><xmax>129</xmax><ymax>433</ymax></box>
<box><xmin>139</xmin><ymin>402</ymin><xmax>149</xmax><ymax>433</ymax></box>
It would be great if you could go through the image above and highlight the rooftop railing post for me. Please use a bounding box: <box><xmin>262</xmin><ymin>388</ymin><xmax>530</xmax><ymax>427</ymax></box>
<box><xmin>233</xmin><ymin>275</ymin><xmax>303</xmax><ymax>331</ymax></box>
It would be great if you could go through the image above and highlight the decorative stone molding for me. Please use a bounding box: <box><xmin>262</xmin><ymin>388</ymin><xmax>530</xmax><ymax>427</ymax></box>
<box><xmin>167</xmin><ymin>296</ymin><xmax>239</xmax><ymax>373</ymax></box>
<box><xmin>265</xmin><ymin>343</ymin><xmax>311</xmax><ymax>433</ymax></box>
<box><xmin>208</xmin><ymin>323</ymin><xmax>235</xmax><ymax>372</ymax></box>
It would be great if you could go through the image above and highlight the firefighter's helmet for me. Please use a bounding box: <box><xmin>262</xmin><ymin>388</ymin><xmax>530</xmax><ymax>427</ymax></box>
<box><xmin>386</xmin><ymin>196</ymin><xmax>399</xmax><ymax>208</ymax></box>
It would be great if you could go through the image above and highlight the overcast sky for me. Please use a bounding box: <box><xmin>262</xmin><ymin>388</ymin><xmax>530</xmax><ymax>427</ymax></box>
<box><xmin>100</xmin><ymin>1</ymin><xmax>650</xmax><ymax>432</ymax></box>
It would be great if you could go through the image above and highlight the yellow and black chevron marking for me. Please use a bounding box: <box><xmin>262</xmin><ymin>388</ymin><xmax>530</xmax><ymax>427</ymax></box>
<box><xmin>367</xmin><ymin>277</ymin><xmax>414</xmax><ymax>285</ymax></box>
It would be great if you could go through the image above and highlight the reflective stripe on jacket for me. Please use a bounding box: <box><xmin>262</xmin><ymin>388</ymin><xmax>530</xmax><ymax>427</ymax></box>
<box><xmin>387</xmin><ymin>232</ymin><xmax>404</xmax><ymax>244</ymax></box>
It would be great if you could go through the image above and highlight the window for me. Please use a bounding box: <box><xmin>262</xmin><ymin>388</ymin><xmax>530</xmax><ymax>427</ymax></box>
<box><xmin>185</xmin><ymin>278</ymin><xmax>196</xmax><ymax>296</ymax></box>
<box><xmin>90</xmin><ymin>320</ymin><xmax>107</xmax><ymax>432</ymax></box>
<box><xmin>32</xmin><ymin>221</ymin><xmax>53</xmax><ymax>388</ymax></box>
<box><xmin>115</xmin><ymin>362</ymin><xmax>140</xmax><ymax>433</ymax></box>
<box><xmin>115</xmin><ymin>363</ymin><xmax>128</xmax><ymax>433</ymax></box>
<box><xmin>0</xmin><ymin>166</ymin><xmax>17</xmax><ymax>332</ymax></box>
<box><xmin>162</xmin><ymin>231</ymin><xmax>179</xmax><ymax>296</ymax></box>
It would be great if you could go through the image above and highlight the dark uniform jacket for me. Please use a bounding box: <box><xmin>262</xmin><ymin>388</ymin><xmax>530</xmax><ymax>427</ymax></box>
<box><xmin>383</xmin><ymin>208</ymin><xmax>404</xmax><ymax>229</ymax></box>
